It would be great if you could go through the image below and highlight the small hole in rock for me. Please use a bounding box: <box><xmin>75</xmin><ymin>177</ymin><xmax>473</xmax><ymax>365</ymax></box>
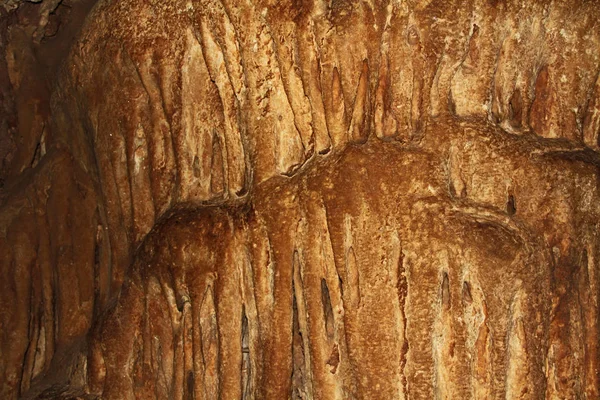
<box><xmin>192</xmin><ymin>155</ymin><xmax>201</xmax><ymax>178</ymax></box>
<box><xmin>319</xmin><ymin>147</ymin><xmax>331</xmax><ymax>155</ymax></box>
<box><xmin>507</xmin><ymin>194</ymin><xmax>516</xmax><ymax>216</ymax></box>
<box><xmin>441</xmin><ymin>272</ymin><xmax>450</xmax><ymax>309</ymax></box>
<box><xmin>321</xmin><ymin>279</ymin><xmax>335</xmax><ymax>341</ymax></box>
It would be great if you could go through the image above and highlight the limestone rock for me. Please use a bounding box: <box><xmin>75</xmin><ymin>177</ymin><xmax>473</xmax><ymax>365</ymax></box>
<box><xmin>1</xmin><ymin>0</ymin><xmax>600</xmax><ymax>398</ymax></box>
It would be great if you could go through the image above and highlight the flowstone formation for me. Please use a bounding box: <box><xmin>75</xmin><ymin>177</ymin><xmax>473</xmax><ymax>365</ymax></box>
<box><xmin>1</xmin><ymin>0</ymin><xmax>600</xmax><ymax>398</ymax></box>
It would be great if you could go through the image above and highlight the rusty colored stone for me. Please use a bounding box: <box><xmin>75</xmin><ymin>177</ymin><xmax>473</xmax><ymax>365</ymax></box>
<box><xmin>1</xmin><ymin>0</ymin><xmax>600</xmax><ymax>398</ymax></box>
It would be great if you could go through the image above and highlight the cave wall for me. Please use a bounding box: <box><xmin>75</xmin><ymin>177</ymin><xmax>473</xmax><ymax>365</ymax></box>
<box><xmin>1</xmin><ymin>0</ymin><xmax>600</xmax><ymax>398</ymax></box>
<box><xmin>88</xmin><ymin>120</ymin><xmax>600</xmax><ymax>399</ymax></box>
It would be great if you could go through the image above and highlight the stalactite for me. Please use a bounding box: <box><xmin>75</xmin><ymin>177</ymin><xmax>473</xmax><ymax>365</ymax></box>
<box><xmin>2</xmin><ymin>1</ymin><xmax>600</xmax><ymax>399</ymax></box>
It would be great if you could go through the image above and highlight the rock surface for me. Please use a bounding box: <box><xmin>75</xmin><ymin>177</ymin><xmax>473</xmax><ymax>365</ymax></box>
<box><xmin>1</xmin><ymin>0</ymin><xmax>600</xmax><ymax>398</ymax></box>
<box><xmin>89</xmin><ymin>119</ymin><xmax>600</xmax><ymax>399</ymax></box>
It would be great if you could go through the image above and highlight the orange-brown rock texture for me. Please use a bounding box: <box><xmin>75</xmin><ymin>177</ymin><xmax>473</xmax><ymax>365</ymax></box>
<box><xmin>1</xmin><ymin>0</ymin><xmax>600</xmax><ymax>398</ymax></box>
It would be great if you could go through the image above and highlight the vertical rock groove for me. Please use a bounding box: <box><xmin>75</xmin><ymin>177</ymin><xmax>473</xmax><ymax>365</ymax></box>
<box><xmin>396</xmin><ymin>241</ymin><xmax>409</xmax><ymax>399</ymax></box>
<box><xmin>241</xmin><ymin>308</ymin><xmax>251</xmax><ymax>400</ymax></box>
<box><xmin>291</xmin><ymin>258</ymin><xmax>310</xmax><ymax>400</ymax></box>
<box><xmin>320</xmin><ymin>278</ymin><xmax>335</xmax><ymax>343</ymax></box>
<box><xmin>348</xmin><ymin>60</ymin><xmax>370</xmax><ymax>144</ymax></box>
<box><xmin>199</xmin><ymin>285</ymin><xmax>219</xmax><ymax>400</ymax></box>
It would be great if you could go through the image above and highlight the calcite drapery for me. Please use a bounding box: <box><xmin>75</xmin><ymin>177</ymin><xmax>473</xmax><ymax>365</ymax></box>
<box><xmin>1</xmin><ymin>0</ymin><xmax>600</xmax><ymax>398</ymax></box>
<box><xmin>89</xmin><ymin>119</ymin><xmax>600</xmax><ymax>399</ymax></box>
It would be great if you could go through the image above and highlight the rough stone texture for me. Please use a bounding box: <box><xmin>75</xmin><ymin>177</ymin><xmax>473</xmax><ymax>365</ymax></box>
<box><xmin>1</xmin><ymin>0</ymin><xmax>600</xmax><ymax>399</ymax></box>
<box><xmin>88</xmin><ymin>120</ymin><xmax>600</xmax><ymax>399</ymax></box>
<box><xmin>0</xmin><ymin>148</ymin><xmax>101</xmax><ymax>398</ymax></box>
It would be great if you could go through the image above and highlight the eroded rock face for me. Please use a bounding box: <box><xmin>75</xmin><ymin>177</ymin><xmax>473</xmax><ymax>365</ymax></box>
<box><xmin>1</xmin><ymin>0</ymin><xmax>600</xmax><ymax>398</ymax></box>
<box><xmin>88</xmin><ymin>120</ymin><xmax>600</xmax><ymax>399</ymax></box>
<box><xmin>52</xmin><ymin>0</ymin><xmax>600</xmax><ymax>265</ymax></box>
<box><xmin>0</xmin><ymin>148</ymin><xmax>100</xmax><ymax>397</ymax></box>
